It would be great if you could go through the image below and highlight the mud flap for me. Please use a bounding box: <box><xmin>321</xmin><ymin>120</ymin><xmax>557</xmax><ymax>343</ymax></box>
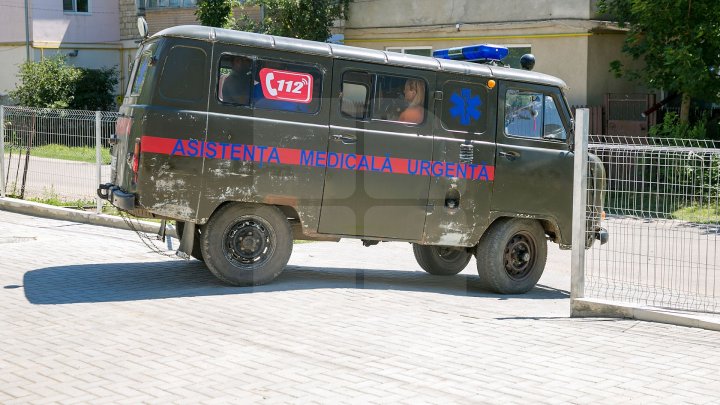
<box><xmin>177</xmin><ymin>222</ymin><xmax>196</xmax><ymax>260</ymax></box>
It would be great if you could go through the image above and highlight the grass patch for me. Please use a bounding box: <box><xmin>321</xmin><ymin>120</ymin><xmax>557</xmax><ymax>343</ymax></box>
<box><xmin>5</xmin><ymin>144</ymin><xmax>112</xmax><ymax>164</ymax></box>
<box><xmin>26</xmin><ymin>195</ymin><xmax>96</xmax><ymax>209</ymax></box>
<box><xmin>671</xmin><ymin>205</ymin><xmax>720</xmax><ymax>224</ymax></box>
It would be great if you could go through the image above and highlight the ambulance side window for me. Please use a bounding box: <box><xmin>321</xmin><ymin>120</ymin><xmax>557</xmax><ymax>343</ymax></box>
<box><xmin>130</xmin><ymin>51</ymin><xmax>153</xmax><ymax>96</ymax></box>
<box><xmin>372</xmin><ymin>75</ymin><xmax>427</xmax><ymax>125</ymax></box>
<box><xmin>505</xmin><ymin>89</ymin><xmax>543</xmax><ymax>138</ymax></box>
<box><xmin>340</xmin><ymin>71</ymin><xmax>371</xmax><ymax>120</ymax></box>
<box><xmin>440</xmin><ymin>81</ymin><xmax>489</xmax><ymax>135</ymax></box>
<box><xmin>159</xmin><ymin>45</ymin><xmax>207</xmax><ymax>102</ymax></box>
<box><xmin>504</xmin><ymin>89</ymin><xmax>567</xmax><ymax>141</ymax></box>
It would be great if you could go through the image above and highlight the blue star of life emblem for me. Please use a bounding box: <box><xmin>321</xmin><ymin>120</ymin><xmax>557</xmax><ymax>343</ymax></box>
<box><xmin>449</xmin><ymin>88</ymin><xmax>482</xmax><ymax>126</ymax></box>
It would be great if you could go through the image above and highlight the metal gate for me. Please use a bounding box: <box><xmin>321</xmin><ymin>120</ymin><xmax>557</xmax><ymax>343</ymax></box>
<box><xmin>605</xmin><ymin>93</ymin><xmax>657</xmax><ymax>137</ymax></box>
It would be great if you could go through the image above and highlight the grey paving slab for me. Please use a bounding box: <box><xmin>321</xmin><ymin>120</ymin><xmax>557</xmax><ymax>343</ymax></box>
<box><xmin>1</xmin><ymin>209</ymin><xmax>720</xmax><ymax>404</ymax></box>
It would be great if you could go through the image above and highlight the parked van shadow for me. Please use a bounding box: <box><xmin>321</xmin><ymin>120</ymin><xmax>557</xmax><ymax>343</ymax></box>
<box><xmin>22</xmin><ymin>261</ymin><xmax>569</xmax><ymax>305</ymax></box>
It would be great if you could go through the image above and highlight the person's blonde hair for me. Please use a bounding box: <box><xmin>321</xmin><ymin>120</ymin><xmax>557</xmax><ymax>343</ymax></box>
<box><xmin>405</xmin><ymin>79</ymin><xmax>425</xmax><ymax>107</ymax></box>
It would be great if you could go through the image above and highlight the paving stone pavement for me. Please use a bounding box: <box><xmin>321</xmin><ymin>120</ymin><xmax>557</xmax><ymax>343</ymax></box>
<box><xmin>1</xmin><ymin>209</ymin><xmax>720</xmax><ymax>404</ymax></box>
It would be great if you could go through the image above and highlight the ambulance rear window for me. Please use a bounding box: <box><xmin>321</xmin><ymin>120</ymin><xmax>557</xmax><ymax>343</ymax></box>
<box><xmin>130</xmin><ymin>45</ymin><xmax>155</xmax><ymax>96</ymax></box>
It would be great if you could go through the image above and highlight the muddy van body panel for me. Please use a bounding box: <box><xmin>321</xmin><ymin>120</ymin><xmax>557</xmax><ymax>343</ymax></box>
<box><xmin>318</xmin><ymin>60</ymin><xmax>435</xmax><ymax>241</ymax></box>
<box><xmin>134</xmin><ymin>38</ymin><xmax>211</xmax><ymax>222</ymax></box>
<box><xmin>422</xmin><ymin>72</ymin><xmax>499</xmax><ymax>247</ymax></box>
<box><xmin>490</xmin><ymin>80</ymin><xmax>575</xmax><ymax>245</ymax></box>
<box><xmin>201</xmin><ymin>42</ymin><xmax>333</xmax><ymax>232</ymax></box>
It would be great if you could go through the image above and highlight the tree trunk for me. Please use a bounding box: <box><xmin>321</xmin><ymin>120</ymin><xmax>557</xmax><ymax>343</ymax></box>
<box><xmin>680</xmin><ymin>93</ymin><xmax>691</xmax><ymax>124</ymax></box>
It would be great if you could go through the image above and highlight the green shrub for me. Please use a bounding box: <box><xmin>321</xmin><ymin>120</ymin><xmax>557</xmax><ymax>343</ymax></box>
<box><xmin>649</xmin><ymin>112</ymin><xmax>708</xmax><ymax>139</ymax></box>
<box><xmin>9</xmin><ymin>55</ymin><xmax>118</xmax><ymax>111</ymax></box>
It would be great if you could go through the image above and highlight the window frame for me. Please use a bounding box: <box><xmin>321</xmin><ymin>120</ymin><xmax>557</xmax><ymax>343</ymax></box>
<box><xmin>145</xmin><ymin>0</ymin><xmax>198</xmax><ymax>9</ymax></box>
<box><xmin>439</xmin><ymin>79</ymin><xmax>490</xmax><ymax>136</ymax></box>
<box><xmin>370</xmin><ymin>73</ymin><xmax>428</xmax><ymax>126</ymax></box>
<box><xmin>339</xmin><ymin>71</ymin><xmax>372</xmax><ymax>121</ymax></box>
<box><xmin>502</xmin><ymin>85</ymin><xmax>570</xmax><ymax>143</ymax></box>
<box><xmin>158</xmin><ymin>44</ymin><xmax>208</xmax><ymax>103</ymax></box>
<box><xmin>216</xmin><ymin>53</ymin><xmax>324</xmax><ymax>115</ymax></box>
<box><xmin>128</xmin><ymin>49</ymin><xmax>154</xmax><ymax>97</ymax></box>
<box><xmin>63</xmin><ymin>0</ymin><xmax>90</xmax><ymax>14</ymax></box>
<box><xmin>216</xmin><ymin>52</ymin><xmax>255</xmax><ymax>107</ymax></box>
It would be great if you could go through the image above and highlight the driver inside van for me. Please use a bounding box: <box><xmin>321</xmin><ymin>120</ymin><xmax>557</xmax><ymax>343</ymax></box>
<box><xmin>398</xmin><ymin>79</ymin><xmax>425</xmax><ymax>124</ymax></box>
<box><xmin>221</xmin><ymin>56</ymin><xmax>252</xmax><ymax>105</ymax></box>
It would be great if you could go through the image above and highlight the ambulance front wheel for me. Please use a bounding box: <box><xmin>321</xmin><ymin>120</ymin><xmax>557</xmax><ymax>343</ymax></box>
<box><xmin>201</xmin><ymin>203</ymin><xmax>293</xmax><ymax>286</ymax></box>
<box><xmin>475</xmin><ymin>218</ymin><xmax>547</xmax><ymax>294</ymax></box>
<box><xmin>412</xmin><ymin>244</ymin><xmax>472</xmax><ymax>276</ymax></box>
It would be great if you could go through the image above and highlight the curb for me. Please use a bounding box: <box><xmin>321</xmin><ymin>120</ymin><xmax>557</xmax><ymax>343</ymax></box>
<box><xmin>0</xmin><ymin>197</ymin><xmax>177</xmax><ymax>238</ymax></box>
<box><xmin>571</xmin><ymin>298</ymin><xmax>720</xmax><ymax>332</ymax></box>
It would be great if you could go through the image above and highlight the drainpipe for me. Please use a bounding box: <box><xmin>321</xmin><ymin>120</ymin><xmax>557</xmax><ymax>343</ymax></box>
<box><xmin>24</xmin><ymin>0</ymin><xmax>30</xmax><ymax>61</ymax></box>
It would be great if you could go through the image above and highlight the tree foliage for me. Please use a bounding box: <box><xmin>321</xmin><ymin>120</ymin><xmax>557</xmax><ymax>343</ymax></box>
<box><xmin>598</xmin><ymin>0</ymin><xmax>720</xmax><ymax>122</ymax></box>
<box><xmin>10</xmin><ymin>55</ymin><xmax>118</xmax><ymax>111</ymax></box>
<box><xmin>237</xmin><ymin>0</ymin><xmax>351</xmax><ymax>42</ymax></box>
<box><xmin>10</xmin><ymin>56</ymin><xmax>82</xmax><ymax>109</ymax></box>
<box><xmin>195</xmin><ymin>0</ymin><xmax>238</xmax><ymax>28</ymax></box>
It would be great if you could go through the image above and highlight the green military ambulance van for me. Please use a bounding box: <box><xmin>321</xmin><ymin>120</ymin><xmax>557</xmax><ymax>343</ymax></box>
<box><xmin>98</xmin><ymin>24</ymin><xmax>607</xmax><ymax>294</ymax></box>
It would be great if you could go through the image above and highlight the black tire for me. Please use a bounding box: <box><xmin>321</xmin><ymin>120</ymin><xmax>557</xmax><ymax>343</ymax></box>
<box><xmin>175</xmin><ymin>221</ymin><xmax>204</xmax><ymax>262</ymax></box>
<box><xmin>200</xmin><ymin>203</ymin><xmax>292</xmax><ymax>286</ymax></box>
<box><xmin>476</xmin><ymin>218</ymin><xmax>547</xmax><ymax>294</ymax></box>
<box><xmin>412</xmin><ymin>244</ymin><xmax>472</xmax><ymax>276</ymax></box>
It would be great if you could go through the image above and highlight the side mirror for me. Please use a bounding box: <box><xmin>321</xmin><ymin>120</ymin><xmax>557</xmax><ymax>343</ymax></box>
<box><xmin>568</xmin><ymin>118</ymin><xmax>575</xmax><ymax>152</ymax></box>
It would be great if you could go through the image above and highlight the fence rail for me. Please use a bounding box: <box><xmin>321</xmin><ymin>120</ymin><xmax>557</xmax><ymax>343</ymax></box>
<box><xmin>581</xmin><ymin>133</ymin><xmax>720</xmax><ymax>314</ymax></box>
<box><xmin>1</xmin><ymin>106</ymin><xmax>118</xmax><ymax>211</ymax></box>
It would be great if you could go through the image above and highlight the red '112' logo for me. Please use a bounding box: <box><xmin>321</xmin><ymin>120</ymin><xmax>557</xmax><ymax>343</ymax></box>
<box><xmin>259</xmin><ymin>68</ymin><xmax>313</xmax><ymax>104</ymax></box>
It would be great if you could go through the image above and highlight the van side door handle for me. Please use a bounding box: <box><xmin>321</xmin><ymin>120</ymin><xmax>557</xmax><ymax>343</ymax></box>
<box><xmin>499</xmin><ymin>150</ymin><xmax>520</xmax><ymax>161</ymax></box>
<box><xmin>332</xmin><ymin>134</ymin><xmax>357</xmax><ymax>144</ymax></box>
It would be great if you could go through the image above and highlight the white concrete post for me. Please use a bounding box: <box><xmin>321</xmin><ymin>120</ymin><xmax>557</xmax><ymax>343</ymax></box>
<box><xmin>95</xmin><ymin>111</ymin><xmax>102</xmax><ymax>214</ymax></box>
<box><xmin>571</xmin><ymin>108</ymin><xmax>589</xmax><ymax>299</ymax></box>
<box><xmin>0</xmin><ymin>105</ymin><xmax>6</xmax><ymax>198</ymax></box>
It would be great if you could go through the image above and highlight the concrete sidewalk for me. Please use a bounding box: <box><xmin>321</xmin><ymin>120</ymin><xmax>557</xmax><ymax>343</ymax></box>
<box><xmin>1</xmin><ymin>209</ymin><xmax>719</xmax><ymax>403</ymax></box>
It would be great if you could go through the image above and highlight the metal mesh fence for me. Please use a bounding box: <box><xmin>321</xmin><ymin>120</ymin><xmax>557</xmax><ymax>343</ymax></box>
<box><xmin>1</xmin><ymin>106</ymin><xmax>118</xmax><ymax>204</ymax></box>
<box><xmin>585</xmin><ymin>135</ymin><xmax>720</xmax><ymax>314</ymax></box>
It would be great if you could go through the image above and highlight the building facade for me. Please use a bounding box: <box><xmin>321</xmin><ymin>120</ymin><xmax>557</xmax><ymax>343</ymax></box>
<box><xmin>342</xmin><ymin>0</ymin><xmax>646</xmax><ymax>107</ymax></box>
<box><xmin>0</xmin><ymin>0</ymin><xmax>137</xmax><ymax>99</ymax></box>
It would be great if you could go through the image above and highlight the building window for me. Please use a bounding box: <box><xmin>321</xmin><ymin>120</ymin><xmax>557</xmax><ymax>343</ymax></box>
<box><xmin>63</xmin><ymin>0</ymin><xmax>89</xmax><ymax>13</ymax></box>
<box><xmin>146</xmin><ymin>0</ymin><xmax>198</xmax><ymax>8</ymax></box>
<box><xmin>502</xmin><ymin>45</ymin><xmax>532</xmax><ymax>69</ymax></box>
<box><xmin>386</xmin><ymin>47</ymin><xmax>433</xmax><ymax>57</ymax></box>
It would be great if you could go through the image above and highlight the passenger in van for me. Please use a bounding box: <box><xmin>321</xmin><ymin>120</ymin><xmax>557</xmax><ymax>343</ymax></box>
<box><xmin>221</xmin><ymin>56</ymin><xmax>252</xmax><ymax>105</ymax></box>
<box><xmin>398</xmin><ymin>79</ymin><xmax>425</xmax><ymax>124</ymax></box>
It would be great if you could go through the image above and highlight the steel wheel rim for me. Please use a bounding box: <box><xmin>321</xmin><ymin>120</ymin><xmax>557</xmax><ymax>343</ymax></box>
<box><xmin>223</xmin><ymin>216</ymin><xmax>275</xmax><ymax>269</ymax></box>
<box><xmin>503</xmin><ymin>231</ymin><xmax>536</xmax><ymax>280</ymax></box>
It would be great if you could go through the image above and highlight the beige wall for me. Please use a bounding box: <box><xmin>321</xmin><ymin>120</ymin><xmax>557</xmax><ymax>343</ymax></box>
<box><xmin>346</xmin><ymin>0</ymin><xmax>598</xmax><ymax>28</ymax></box>
<box><xmin>0</xmin><ymin>47</ymin><xmax>27</xmax><ymax>95</ymax></box>
<box><xmin>345</xmin><ymin>21</ymin><xmax>599</xmax><ymax>105</ymax></box>
<box><xmin>586</xmin><ymin>34</ymin><xmax>648</xmax><ymax>106</ymax></box>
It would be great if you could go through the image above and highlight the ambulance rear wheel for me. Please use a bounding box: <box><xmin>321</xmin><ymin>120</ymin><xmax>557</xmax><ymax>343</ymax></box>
<box><xmin>201</xmin><ymin>203</ymin><xmax>293</xmax><ymax>286</ymax></box>
<box><xmin>476</xmin><ymin>218</ymin><xmax>547</xmax><ymax>294</ymax></box>
<box><xmin>175</xmin><ymin>221</ymin><xmax>204</xmax><ymax>262</ymax></box>
<box><xmin>412</xmin><ymin>244</ymin><xmax>472</xmax><ymax>276</ymax></box>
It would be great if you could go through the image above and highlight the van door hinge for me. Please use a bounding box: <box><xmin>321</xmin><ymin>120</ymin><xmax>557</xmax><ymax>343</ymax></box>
<box><xmin>434</xmin><ymin>91</ymin><xmax>443</xmax><ymax>101</ymax></box>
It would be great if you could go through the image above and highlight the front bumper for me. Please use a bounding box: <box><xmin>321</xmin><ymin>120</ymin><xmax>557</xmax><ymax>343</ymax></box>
<box><xmin>97</xmin><ymin>183</ymin><xmax>135</xmax><ymax>211</ymax></box>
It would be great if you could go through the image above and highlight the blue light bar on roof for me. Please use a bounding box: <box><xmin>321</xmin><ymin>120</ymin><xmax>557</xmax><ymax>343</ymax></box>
<box><xmin>433</xmin><ymin>44</ymin><xmax>509</xmax><ymax>62</ymax></box>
